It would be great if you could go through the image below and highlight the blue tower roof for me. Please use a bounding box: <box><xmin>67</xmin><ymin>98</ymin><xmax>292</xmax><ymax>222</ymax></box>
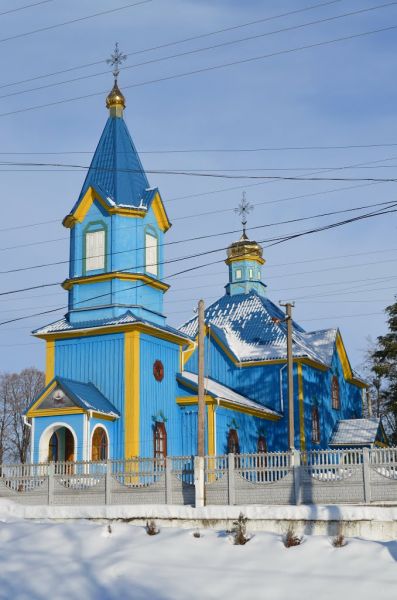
<box><xmin>74</xmin><ymin>113</ymin><xmax>150</xmax><ymax>210</ymax></box>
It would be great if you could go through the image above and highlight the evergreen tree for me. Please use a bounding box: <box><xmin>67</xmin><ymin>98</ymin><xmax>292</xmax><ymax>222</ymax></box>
<box><xmin>372</xmin><ymin>297</ymin><xmax>397</xmax><ymax>443</ymax></box>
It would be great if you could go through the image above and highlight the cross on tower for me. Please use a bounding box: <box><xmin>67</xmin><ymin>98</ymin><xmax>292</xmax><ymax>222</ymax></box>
<box><xmin>106</xmin><ymin>42</ymin><xmax>127</xmax><ymax>83</ymax></box>
<box><xmin>234</xmin><ymin>192</ymin><xmax>253</xmax><ymax>239</ymax></box>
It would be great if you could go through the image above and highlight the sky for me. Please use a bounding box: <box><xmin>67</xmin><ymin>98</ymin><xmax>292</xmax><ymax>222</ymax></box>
<box><xmin>0</xmin><ymin>0</ymin><xmax>396</xmax><ymax>373</ymax></box>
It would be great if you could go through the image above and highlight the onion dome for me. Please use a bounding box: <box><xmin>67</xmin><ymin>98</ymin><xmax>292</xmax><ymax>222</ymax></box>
<box><xmin>226</xmin><ymin>233</ymin><xmax>265</xmax><ymax>265</ymax></box>
<box><xmin>106</xmin><ymin>81</ymin><xmax>126</xmax><ymax>116</ymax></box>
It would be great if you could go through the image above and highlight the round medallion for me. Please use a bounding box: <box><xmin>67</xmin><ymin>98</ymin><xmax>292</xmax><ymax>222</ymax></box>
<box><xmin>153</xmin><ymin>360</ymin><xmax>164</xmax><ymax>382</ymax></box>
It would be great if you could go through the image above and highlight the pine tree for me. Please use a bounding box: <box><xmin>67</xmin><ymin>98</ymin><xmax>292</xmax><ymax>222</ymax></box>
<box><xmin>372</xmin><ymin>297</ymin><xmax>397</xmax><ymax>443</ymax></box>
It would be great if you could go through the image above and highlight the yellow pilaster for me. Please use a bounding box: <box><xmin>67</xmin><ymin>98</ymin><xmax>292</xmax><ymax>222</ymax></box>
<box><xmin>207</xmin><ymin>402</ymin><xmax>215</xmax><ymax>456</ymax></box>
<box><xmin>297</xmin><ymin>363</ymin><xmax>306</xmax><ymax>452</ymax></box>
<box><xmin>45</xmin><ymin>341</ymin><xmax>55</xmax><ymax>385</ymax></box>
<box><xmin>124</xmin><ymin>331</ymin><xmax>140</xmax><ymax>459</ymax></box>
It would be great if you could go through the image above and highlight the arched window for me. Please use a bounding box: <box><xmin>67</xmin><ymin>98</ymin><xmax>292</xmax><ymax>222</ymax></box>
<box><xmin>154</xmin><ymin>422</ymin><xmax>167</xmax><ymax>459</ymax></box>
<box><xmin>48</xmin><ymin>432</ymin><xmax>58</xmax><ymax>462</ymax></box>
<box><xmin>85</xmin><ymin>227</ymin><xmax>106</xmax><ymax>272</ymax></box>
<box><xmin>227</xmin><ymin>429</ymin><xmax>240</xmax><ymax>454</ymax></box>
<box><xmin>331</xmin><ymin>376</ymin><xmax>340</xmax><ymax>410</ymax></box>
<box><xmin>91</xmin><ymin>427</ymin><xmax>108</xmax><ymax>461</ymax></box>
<box><xmin>312</xmin><ymin>407</ymin><xmax>320</xmax><ymax>444</ymax></box>
<box><xmin>257</xmin><ymin>435</ymin><xmax>267</xmax><ymax>453</ymax></box>
<box><xmin>145</xmin><ymin>230</ymin><xmax>158</xmax><ymax>276</ymax></box>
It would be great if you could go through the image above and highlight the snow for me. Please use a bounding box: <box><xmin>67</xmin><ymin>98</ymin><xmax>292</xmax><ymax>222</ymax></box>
<box><xmin>0</xmin><ymin>503</ymin><xmax>396</xmax><ymax>599</ymax></box>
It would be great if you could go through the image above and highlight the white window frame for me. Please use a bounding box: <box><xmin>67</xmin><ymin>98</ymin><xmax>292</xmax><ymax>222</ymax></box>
<box><xmin>248</xmin><ymin>268</ymin><xmax>254</xmax><ymax>279</ymax></box>
<box><xmin>145</xmin><ymin>231</ymin><xmax>158</xmax><ymax>276</ymax></box>
<box><xmin>235</xmin><ymin>268</ymin><xmax>242</xmax><ymax>280</ymax></box>
<box><xmin>85</xmin><ymin>229</ymin><xmax>105</xmax><ymax>272</ymax></box>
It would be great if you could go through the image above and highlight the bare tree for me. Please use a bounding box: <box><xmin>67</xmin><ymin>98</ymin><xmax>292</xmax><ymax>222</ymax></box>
<box><xmin>0</xmin><ymin>375</ymin><xmax>12</xmax><ymax>464</ymax></box>
<box><xmin>6</xmin><ymin>368</ymin><xmax>44</xmax><ymax>463</ymax></box>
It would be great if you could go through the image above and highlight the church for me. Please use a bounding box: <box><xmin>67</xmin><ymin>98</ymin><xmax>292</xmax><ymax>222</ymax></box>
<box><xmin>25</xmin><ymin>66</ymin><xmax>386</xmax><ymax>464</ymax></box>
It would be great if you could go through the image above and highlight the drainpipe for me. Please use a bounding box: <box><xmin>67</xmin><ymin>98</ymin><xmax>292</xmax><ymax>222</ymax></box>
<box><xmin>23</xmin><ymin>416</ymin><xmax>32</xmax><ymax>428</ymax></box>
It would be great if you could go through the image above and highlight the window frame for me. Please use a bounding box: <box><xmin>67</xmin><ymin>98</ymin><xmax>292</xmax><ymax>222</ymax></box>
<box><xmin>331</xmin><ymin>376</ymin><xmax>340</xmax><ymax>410</ymax></box>
<box><xmin>235</xmin><ymin>268</ymin><xmax>242</xmax><ymax>280</ymax></box>
<box><xmin>227</xmin><ymin>428</ymin><xmax>240</xmax><ymax>455</ymax></box>
<box><xmin>145</xmin><ymin>227</ymin><xmax>159</xmax><ymax>277</ymax></box>
<box><xmin>311</xmin><ymin>406</ymin><xmax>320</xmax><ymax>444</ymax></box>
<box><xmin>91</xmin><ymin>426</ymin><xmax>109</xmax><ymax>461</ymax></box>
<box><xmin>153</xmin><ymin>421</ymin><xmax>167</xmax><ymax>459</ymax></box>
<box><xmin>83</xmin><ymin>221</ymin><xmax>107</xmax><ymax>275</ymax></box>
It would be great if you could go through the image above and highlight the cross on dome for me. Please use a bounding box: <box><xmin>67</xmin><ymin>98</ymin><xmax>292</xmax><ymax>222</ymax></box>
<box><xmin>234</xmin><ymin>191</ymin><xmax>253</xmax><ymax>240</ymax></box>
<box><xmin>106</xmin><ymin>42</ymin><xmax>127</xmax><ymax>82</ymax></box>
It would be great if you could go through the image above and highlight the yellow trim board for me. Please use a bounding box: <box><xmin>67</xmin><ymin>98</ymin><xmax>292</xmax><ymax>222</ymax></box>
<box><xmin>27</xmin><ymin>407</ymin><xmax>85</xmax><ymax>418</ymax></box>
<box><xmin>335</xmin><ymin>332</ymin><xmax>367</xmax><ymax>389</ymax></box>
<box><xmin>62</xmin><ymin>271</ymin><xmax>170</xmax><ymax>292</ymax></box>
<box><xmin>176</xmin><ymin>395</ymin><xmax>281</xmax><ymax>421</ymax></box>
<box><xmin>45</xmin><ymin>341</ymin><xmax>55</xmax><ymax>385</ymax></box>
<box><xmin>28</xmin><ymin>381</ymin><xmax>57</xmax><ymax>413</ymax></box>
<box><xmin>124</xmin><ymin>331</ymin><xmax>140</xmax><ymax>459</ymax></box>
<box><xmin>297</xmin><ymin>363</ymin><xmax>306</xmax><ymax>452</ymax></box>
<box><xmin>151</xmin><ymin>191</ymin><xmax>172</xmax><ymax>232</ymax></box>
<box><xmin>182</xmin><ymin>340</ymin><xmax>197</xmax><ymax>367</ymax></box>
<box><xmin>207</xmin><ymin>403</ymin><xmax>215</xmax><ymax>456</ymax></box>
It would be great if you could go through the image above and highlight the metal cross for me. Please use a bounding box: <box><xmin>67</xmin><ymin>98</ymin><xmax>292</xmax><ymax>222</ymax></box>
<box><xmin>106</xmin><ymin>42</ymin><xmax>127</xmax><ymax>82</ymax></box>
<box><xmin>234</xmin><ymin>192</ymin><xmax>253</xmax><ymax>238</ymax></box>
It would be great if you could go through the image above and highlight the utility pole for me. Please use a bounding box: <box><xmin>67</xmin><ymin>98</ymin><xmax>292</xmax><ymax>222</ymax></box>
<box><xmin>280</xmin><ymin>301</ymin><xmax>295</xmax><ymax>450</ymax></box>
<box><xmin>197</xmin><ymin>299</ymin><xmax>205</xmax><ymax>457</ymax></box>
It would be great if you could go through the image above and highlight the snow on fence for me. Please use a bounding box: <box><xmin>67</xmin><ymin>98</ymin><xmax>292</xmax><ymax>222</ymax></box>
<box><xmin>0</xmin><ymin>448</ymin><xmax>396</xmax><ymax>506</ymax></box>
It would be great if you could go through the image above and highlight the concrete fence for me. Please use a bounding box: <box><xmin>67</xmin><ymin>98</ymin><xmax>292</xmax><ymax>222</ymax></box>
<box><xmin>0</xmin><ymin>448</ymin><xmax>396</xmax><ymax>507</ymax></box>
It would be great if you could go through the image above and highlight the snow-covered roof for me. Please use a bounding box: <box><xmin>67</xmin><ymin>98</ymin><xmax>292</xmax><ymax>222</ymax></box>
<box><xmin>329</xmin><ymin>418</ymin><xmax>381</xmax><ymax>446</ymax></box>
<box><xmin>179</xmin><ymin>291</ymin><xmax>336</xmax><ymax>366</ymax></box>
<box><xmin>177</xmin><ymin>371</ymin><xmax>282</xmax><ymax>418</ymax></box>
<box><xmin>33</xmin><ymin>310</ymin><xmax>190</xmax><ymax>341</ymax></box>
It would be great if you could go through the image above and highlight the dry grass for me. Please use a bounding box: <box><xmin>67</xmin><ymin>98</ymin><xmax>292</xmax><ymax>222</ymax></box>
<box><xmin>146</xmin><ymin>520</ymin><xmax>159</xmax><ymax>536</ymax></box>
<box><xmin>232</xmin><ymin>513</ymin><xmax>249</xmax><ymax>545</ymax></box>
<box><xmin>283</xmin><ymin>526</ymin><xmax>302</xmax><ymax>548</ymax></box>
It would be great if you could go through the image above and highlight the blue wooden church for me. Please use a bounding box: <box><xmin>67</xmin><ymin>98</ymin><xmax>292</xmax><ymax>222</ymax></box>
<box><xmin>25</xmin><ymin>77</ymin><xmax>384</xmax><ymax>464</ymax></box>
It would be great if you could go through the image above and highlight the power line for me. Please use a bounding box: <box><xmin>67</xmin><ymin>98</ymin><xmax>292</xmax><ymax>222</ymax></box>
<box><xmin>0</xmin><ymin>198</ymin><xmax>394</xmax><ymax>271</ymax></box>
<box><xmin>1</xmin><ymin>1</ymin><xmax>394</xmax><ymax>100</ymax></box>
<box><xmin>0</xmin><ymin>0</ymin><xmax>345</xmax><ymax>90</ymax></box>
<box><xmin>1</xmin><ymin>20</ymin><xmax>397</xmax><ymax>118</ymax></box>
<box><xmin>0</xmin><ymin>1</ymin><xmax>152</xmax><ymax>45</ymax></box>
<box><xmin>0</xmin><ymin>205</ymin><xmax>395</xmax><ymax>326</ymax></box>
<box><xmin>0</xmin><ymin>0</ymin><xmax>56</xmax><ymax>17</ymax></box>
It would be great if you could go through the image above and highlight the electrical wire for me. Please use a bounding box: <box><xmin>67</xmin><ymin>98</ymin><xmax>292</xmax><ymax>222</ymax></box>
<box><xmin>0</xmin><ymin>0</ymin><xmax>56</xmax><ymax>17</ymax></box>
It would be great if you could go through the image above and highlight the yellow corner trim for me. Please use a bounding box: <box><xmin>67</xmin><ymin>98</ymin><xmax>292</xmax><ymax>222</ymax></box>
<box><xmin>182</xmin><ymin>340</ymin><xmax>197</xmax><ymax>367</ymax></box>
<box><xmin>151</xmin><ymin>191</ymin><xmax>172</xmax><ymax>232</ymax></box>
<box><xmin>125</xmin><ymin>331</ymin><xmax>140</xmax><ymax>460</ymax></box>
<box><xmin>207</xmin><ymin>404</ymin><xmax>215</xmax><ymax>456</ymax></box>
<box><xmin>62</xmin><ymin>187</ymin><xmax>147</xmax><ymax>228</ymax></box>
<box><xmin>335</xmin><ymin>332</ymin><xmax>353</xmax><ymax>381</ymax></box>
<box><xmin>45</xmin><ymin>341</ymin><xmax>55</xmax><ymax>385</ymax></box>
<box><xmin>62</xmin><ymin>271</ymin><xmax>170</xmax><ymax>292</ymax></box>
<box><xmin>225</xmin><ymin>254</ymin><xmax>265</xmax><ymax>266</ymax></box>
<box><xmin>297</xmin><ymin>363</ymin><xmax>306</xmax><ymax>452</ymax></box>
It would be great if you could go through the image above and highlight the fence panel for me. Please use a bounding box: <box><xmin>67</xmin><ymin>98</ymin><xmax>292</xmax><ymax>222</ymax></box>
<box><xmin>369</xmin><ymin>447</ymin><xmax>397</xmax><ymax>502</ymax></box>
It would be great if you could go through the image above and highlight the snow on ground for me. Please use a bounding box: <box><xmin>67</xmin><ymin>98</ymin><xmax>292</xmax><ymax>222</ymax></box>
<box><xmin>0</xmin><ymin>516</ymin><xmax>396</xmax><ymax>599</ymax></box>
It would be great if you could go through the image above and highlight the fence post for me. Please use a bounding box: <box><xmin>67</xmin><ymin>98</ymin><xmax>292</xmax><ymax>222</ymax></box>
<box><xmin>293</xmin><ymin>449</ymin><xmax>301</xmax><ymax>505</ymax></box>
<box><xmin>363</xmin><ymin>447</ymin><xmax>371</xmax><ymax>504</ymax></box>
<box><xmin>165</xmin><ymin>459</ymin><xmax>173</xmax><ymax>505</ymax></box>
<box><xmin>194</xmin><ymin>456</ymin><xmax>205</xmax><ymax>508</ymax></box>
<box><xmin>228</xmin><ymin>453</ymin><xmax>235</xmax><ymax>506</ymax></box>
<box><xmin>48</xmin><ymin>461</ymin><xmax>54</xmax><ymax>505</ymax></box>
<box><xmin>105</xmin><ymin>460</ymin><xmax>112</xmax><ymax>505</ymax></box>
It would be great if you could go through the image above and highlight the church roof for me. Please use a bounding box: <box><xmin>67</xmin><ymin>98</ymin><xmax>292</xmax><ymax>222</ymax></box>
<box><xmin>72</xmin><ymin>115</ymin><xmax>151</xmax><ymax>210</ymax></box>
<box><xmin>329</xmin><ymin>418</ymin><xmax>382</xmax><ymax>446</ymax></box>
<box><xmin>177</xmin><ymin>371</ymin><xmax>282</xmax><ymax>418</ymax></box>
<box><xmin>33</xmin><ymin>310</ymin><xmax>191</xmax><ymax>342</ymax></box>
<box><xmin>179</xmin><ymin>290</ymin><xmax>337</xmax><ymax>366</ymax></box>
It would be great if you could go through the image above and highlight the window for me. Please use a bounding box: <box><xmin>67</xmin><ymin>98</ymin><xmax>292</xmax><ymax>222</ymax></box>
<box><xmin>85</xmin><ymin>229</ymin><xmax>105</xmax><ymax>272</ymax></box>
<box><xmin>154</xmin><ymin>422</ymin><xmax>167</xmax><ymax>459</ymax></box>
<box><xmin>257</xmin><ymin>436</ymin><xmax>267</xmax><ymax>453</ymax></box>
<box><xmin>312</xmin><ymin>407</ymin><xmax>320</xmax><ymax>444</ymax></box>
<box><xmin>235</xmin><ymin>268</ymin><xmax>242</xmax><ymax>280</ymax></box>
<box><xmin>331</xmin><ymin>376</ymin><xmax>340</xmax><ymax>410</ymax></box>
<box><xmin>145</xmin><ymin>231</ymin><xmax>158</xmax><ymax>276</ymax></box>
<box><xmin>248</xmin><ymin>268</ymin><xmax>253</xmax><ymax>279</ymax></box>
<box><xmin>227</xmin><ymin>429</ymin><xmax>240</xmax><ymax>454</ymax></box>
<box><xmin>91</xmin><ymin>427</ymin><xmax>108</xmax><ymax>461</ymax></box>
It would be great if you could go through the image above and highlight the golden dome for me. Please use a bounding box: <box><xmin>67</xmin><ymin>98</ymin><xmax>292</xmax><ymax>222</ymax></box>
<box><xmin>226</xmin><ymin>233</ymin><xmax>265</xmax><ymax>265</ymax></box>
<box><xmin>106</xmin><ymin>81</ymin><xmax>126</xmax><ymax>110</ymax></box>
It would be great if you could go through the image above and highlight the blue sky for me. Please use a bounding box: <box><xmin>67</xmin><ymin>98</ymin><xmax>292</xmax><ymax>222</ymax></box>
<box><xmin>0</xmin><ymin>0</ymin><xmax>396</xmax><ymax>373</ymax></box>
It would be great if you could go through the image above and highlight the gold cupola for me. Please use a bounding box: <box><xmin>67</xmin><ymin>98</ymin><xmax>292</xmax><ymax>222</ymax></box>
<box><xmin>225</xmin><ymin>233</ymin><xmax>265</xmax><ymax>266</ymax></box>
<box><xmin>106</xmin><ymin>81</ymin><xmax>126</xmax><ymax>117</ymax></box>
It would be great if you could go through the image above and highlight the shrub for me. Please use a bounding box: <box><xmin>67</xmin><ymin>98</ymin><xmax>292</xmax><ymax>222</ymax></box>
<box><xmin>107</xmin><ymin>524</ymin><xmax>112</xmax><ymax>535</ymax></box>
<box><xmin>193</xmin><ymin>530</ymin><xmax>201</xmax><ymax>538</ymax></box>
<box><xmin>232</xmin><ymin>513</ymin><xmax>249</xmax><ymax>545</ymax></box>
<box><xmin>146</xmin><ymin>520</ymin><xmax>159</xmax><ymax>536</ymax></box>
<box><xmin>332</xmin><ymin>523</ymin><xmax>347</xmax><ymax>547</ymax></box>
<box><xmin>283</xmin><ymin>526</ymin><xmax>302</xmax><ymax>548</ymax></box>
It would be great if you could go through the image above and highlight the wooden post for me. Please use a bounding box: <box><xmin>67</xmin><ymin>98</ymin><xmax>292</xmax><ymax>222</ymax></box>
<box><xmin>280</xmin><ymin>302</ymin><xmax>295</xmax><ymax>450</ymax></box>
<box><xmin>197</xmin><ymin>299</ymin><xmax>205</xmax><ymax>457</ymax></box>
